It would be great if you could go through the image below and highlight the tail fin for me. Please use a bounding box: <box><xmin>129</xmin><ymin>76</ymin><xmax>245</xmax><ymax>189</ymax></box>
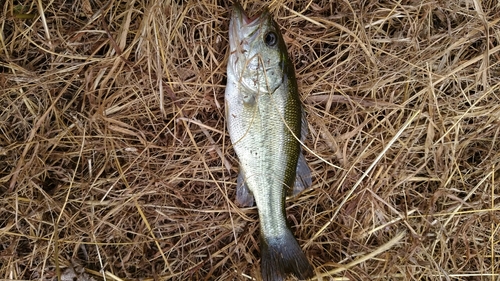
<box><xmin>260</xmin><ymin>229</ymin><xmax>313</xmax><ymax>281</ymax></box>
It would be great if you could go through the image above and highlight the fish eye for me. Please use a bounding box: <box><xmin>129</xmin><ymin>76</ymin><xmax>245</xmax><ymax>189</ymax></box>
<box><xmin>264</xmin><ymin>31</ymin><xmax>277</xmax><ymax>47</ymax></box>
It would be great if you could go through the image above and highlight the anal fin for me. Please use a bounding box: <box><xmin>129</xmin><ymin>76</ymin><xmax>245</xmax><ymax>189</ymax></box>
<box><xmin>236</xmin><ymin>169</ymin><xmax>255</xmax><ymax>207</ymax></box>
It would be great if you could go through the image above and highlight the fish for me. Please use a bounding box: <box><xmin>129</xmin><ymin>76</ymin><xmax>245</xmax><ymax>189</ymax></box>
<box><xmin>225</xmin><ymin>2</ymin><xmax>314</xmax><ymax>281</ymax></box>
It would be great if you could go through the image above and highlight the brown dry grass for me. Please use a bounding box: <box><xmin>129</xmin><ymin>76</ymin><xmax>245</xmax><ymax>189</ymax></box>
<box><xmin>1</xmin><ymin>0</ymin><xmax>499</xmax><ymax>280</ymax></box>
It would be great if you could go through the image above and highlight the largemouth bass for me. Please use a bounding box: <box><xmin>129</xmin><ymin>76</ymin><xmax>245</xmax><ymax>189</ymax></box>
<box><xmin>225</xmin><ymin>3</ymin><xmax>314</xmax><ymax>280</ymax></box>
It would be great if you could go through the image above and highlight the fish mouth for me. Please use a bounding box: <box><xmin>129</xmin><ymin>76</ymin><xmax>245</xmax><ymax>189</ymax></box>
<box><xmin>229</xmin><ymin>2</ymin><xmax>269</xmax><ymax>50</ymax></box>
<box><xmin>232</xmin><ymin>2</ymin><xmax>258</xmax><ymax>25</ymax></box>
<box><xmin>231</xmin><ymin>2</ymin><xmax>261</xmax><ymax>29</ymax></box>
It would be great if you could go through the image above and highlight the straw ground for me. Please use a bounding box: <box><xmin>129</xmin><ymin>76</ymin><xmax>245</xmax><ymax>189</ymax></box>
<box><xmin>1</xmin><ymin>0</ymin><xmax>499</xmax><ymax>280</ymax></box>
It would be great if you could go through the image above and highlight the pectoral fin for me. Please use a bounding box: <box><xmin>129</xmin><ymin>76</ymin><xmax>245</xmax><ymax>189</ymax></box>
<box><xmin>236</xmin><ymin>170</ymin><xmax>255</xmax><ymax>207</ymax></box>
<box><xmin>291</xmin><ymin>153</ymin><xmax>312</xmax><ymax>196</ymax></box>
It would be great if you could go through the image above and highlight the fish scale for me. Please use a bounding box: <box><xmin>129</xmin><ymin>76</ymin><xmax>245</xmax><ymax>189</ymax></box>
<box><xmin>225</xmin><ymin>2</ymin><xmax>314</xmax><ymax>281</ymax></box>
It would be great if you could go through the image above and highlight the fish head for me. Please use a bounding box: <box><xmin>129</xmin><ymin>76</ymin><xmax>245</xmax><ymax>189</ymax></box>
<box><xmin>228</xmin><ymin>3</ymin><xmax>290</xmax><ymax>97</ymax></box>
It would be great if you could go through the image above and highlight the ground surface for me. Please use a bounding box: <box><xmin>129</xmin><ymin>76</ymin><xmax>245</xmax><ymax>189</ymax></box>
<box><xmin>1</xmin><ymin>0</ymin><xmax>499</xmax><ymax>280</ymax></box>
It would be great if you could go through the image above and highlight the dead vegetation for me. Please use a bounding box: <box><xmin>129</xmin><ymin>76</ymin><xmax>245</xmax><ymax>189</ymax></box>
<box><xmin>1</xmin><ymin>0</ymin><xmax>499</xmax><ymax>280</ymax></box>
